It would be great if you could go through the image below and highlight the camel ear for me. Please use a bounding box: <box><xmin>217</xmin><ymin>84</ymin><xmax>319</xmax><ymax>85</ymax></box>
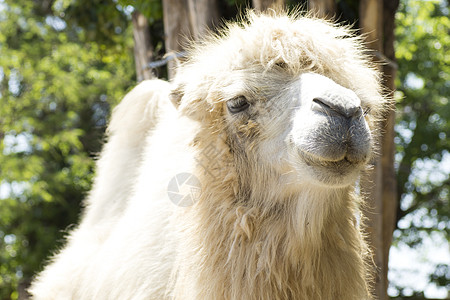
<box><xmin>169</xmin><ymin>83</ymin><xmax>184</xmax><ymax>109</ymax></box>
<box><xmin>168</xmin><ymin>80</ymin><xmax>206</xmax><ymax>120</ymax></box>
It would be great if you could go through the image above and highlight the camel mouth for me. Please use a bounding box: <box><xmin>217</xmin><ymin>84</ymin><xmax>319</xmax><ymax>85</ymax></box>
<box><xmin>299</xmin><ymin>149</ymin><xmax>353</xmax><ymax>166</ymax></box>
<box><xmin>297</xmin><ymin>148</ymin><xmax>361</xmax><ymax>176</ymax></box>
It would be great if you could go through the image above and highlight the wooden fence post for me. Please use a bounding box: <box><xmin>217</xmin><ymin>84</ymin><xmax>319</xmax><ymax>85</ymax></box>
<box><xmin>132</xmin><ymin>11</ymin><xmax>154</xmax><ymax>81</ymax></box>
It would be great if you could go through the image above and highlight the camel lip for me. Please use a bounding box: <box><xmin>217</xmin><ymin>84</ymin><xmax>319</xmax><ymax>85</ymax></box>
<box><xmin>297</xmin><ymin>148</ymin><xmax>360</xmax><ymax>170</ymax></box>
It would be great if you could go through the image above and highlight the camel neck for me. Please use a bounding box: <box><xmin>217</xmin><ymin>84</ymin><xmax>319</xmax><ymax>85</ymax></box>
<box><xmin>172</xmin><ymin>185</ymin><xmax>371</xmax><ymax>300</ymax></box>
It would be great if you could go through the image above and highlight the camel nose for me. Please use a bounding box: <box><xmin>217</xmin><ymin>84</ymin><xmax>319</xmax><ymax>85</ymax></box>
<box><xmin>312</xmin><ymin>96</ymin><xmax>363</xmax><ymax>119</ymax></box>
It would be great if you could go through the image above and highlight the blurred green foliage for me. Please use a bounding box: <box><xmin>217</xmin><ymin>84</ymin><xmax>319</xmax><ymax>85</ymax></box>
<box><xmin>0</xmin><ymin>0</ymin><xmax>135</xmax><ymax>298</ymax></box>
<box><xmin>395</xmin><ymin>0</ymin><xmax>449</xmax><ymax>235</ymax></box>
<box><xmin>0</xmin><ymin>0</ymin><xmax>448</xmax><ymax>299</ymax></box>
<box><xmin>391</xmin><ymin>0</ymin><xmax>449</xmax><ymax>296</ymax></box>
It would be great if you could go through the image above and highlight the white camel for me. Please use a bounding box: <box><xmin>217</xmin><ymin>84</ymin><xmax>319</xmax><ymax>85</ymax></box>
<box><xmin>30</xmin><ymin>11</ymin><xmax>386</xmax><ymax>300</ymax></box>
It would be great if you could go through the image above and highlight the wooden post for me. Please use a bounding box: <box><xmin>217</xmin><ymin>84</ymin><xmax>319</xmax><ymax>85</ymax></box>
<box><xmin>381</xmin><ymin>0</ymin><xmax>399</xmax><ymax>295</ymax></box>
<box><xmin>162</xmin><ymin>0</ymin><xmax>191</xmax><ymax>79</ymax></box>
<box><xmin>187</xmin><ymin>0</ymin><xmax>219</xmax><ymax>40</ymax></box>
<box><xmin>360</xmin><ymin>0</ymin><xmax>384</xmax><ymax>51</ymax></box>
<box><xmin>252</xmin><ymin>0</ymin><xmax>285</xmax><ymax>11</ymax></box>
<box><xmin>162</xmin><ymin>0</ymin><xmax>219</xmax><ymax>79</ymax></box>
<box><xmin>359</xmin><ymin>0</ymin><xmax>388</xmax><ymax>300</ymax></box>
<box><xmin>132</xmin><ymin>11</ymin><xmax>154</xmax><ymax>81</ymax></box>
<box><xmin>308</xmin><ymin>0</ymin><xmax>337</xmax><ymax>19</ymax></box>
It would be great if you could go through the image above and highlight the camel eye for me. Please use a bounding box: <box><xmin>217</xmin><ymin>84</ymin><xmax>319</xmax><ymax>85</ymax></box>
<box><xmin>227</xmin><ymin>96</ymin><xmax>250</xmax><ymax>114</ymax></box>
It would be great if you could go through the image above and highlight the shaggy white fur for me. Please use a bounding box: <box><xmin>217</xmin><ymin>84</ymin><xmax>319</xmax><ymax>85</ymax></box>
<box><xmin>30</xmin><ymin>11</ymin><xmax>386</xmax><ymax>300</ymax></box>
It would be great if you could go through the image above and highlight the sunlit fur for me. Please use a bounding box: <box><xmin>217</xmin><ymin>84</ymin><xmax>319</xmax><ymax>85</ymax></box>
<box><xmin>30</xmin><ymin>10</ymin><xmax>387</xmax><ymax>300</ymax></box>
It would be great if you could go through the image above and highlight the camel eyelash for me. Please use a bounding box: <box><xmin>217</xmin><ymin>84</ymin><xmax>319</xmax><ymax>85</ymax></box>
<box><xmin>227</xmin><ymin>96</ymin><xmax>251</xmax><ymax>114</ymax></box>
<box><xmin>363</xmin><ymin>107</ymin><xmax>371</xmax><ymax>116</ymax></box>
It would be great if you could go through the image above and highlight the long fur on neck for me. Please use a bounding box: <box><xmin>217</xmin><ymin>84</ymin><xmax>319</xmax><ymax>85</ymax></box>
<box><xmin>171</xmin><ymin>132</ymin><xmax>372</xmax><ymax>300</ymax></box>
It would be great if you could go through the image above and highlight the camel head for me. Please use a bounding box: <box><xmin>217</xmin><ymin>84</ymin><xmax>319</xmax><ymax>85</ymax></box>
<box><xmin>170</xmin><ymin>12</ymin><xmax>384</xmax><ymax>192</ymax></box>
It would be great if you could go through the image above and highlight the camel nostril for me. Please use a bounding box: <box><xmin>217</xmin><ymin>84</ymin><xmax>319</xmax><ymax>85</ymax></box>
<box><xmin>312</xmin><ymin>98</ymin><xmax>331</xmax><ymax>109</ymax></box>
<box><xmin>312</xmin><ymin>98</ymin><xmax>332</xmax><ymax>114</ymax></box>
<box><xmin>312</xmin><ymin>97</ymin><xmax>362</xmax><ymax>119</ymax></box>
